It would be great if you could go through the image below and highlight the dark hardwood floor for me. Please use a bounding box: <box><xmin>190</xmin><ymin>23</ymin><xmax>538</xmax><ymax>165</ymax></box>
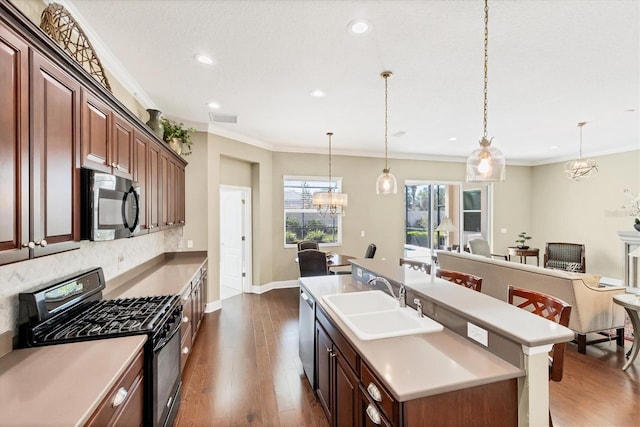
<box><xmin>176</xmin><ymin>288</ymin><xmax>640</xmax><ymax>426</ymax></box>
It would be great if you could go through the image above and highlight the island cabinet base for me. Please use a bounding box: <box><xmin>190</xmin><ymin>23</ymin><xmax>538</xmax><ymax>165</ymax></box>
<box><xmin>315</xmin><ymin>304</ymin><xmax>518</xmax><ymax>427</ymax></box>
<box><xmin>400</xmin><ymin>379</ymin><xmax>518</xmax><ymax>426</ymax></box>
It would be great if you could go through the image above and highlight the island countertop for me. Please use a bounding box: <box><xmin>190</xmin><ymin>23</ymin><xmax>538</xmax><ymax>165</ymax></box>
<box><xmin>0</xmin><ymin>335</ymin><xmax>146</xmax><ymax>427</ymax></box>
<box><xmin>300</xmin><ymin>274</ymin><xmax>524</xmax><ymax>402</ymax></box>
<box><xmin>351</xmin><ymin>258</ymin><xmax>575</xmax><ymax>348</ymax></box>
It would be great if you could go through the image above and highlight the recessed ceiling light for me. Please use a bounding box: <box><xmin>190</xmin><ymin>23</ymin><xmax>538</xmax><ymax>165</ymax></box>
<box><xmin>448</xmin><ymin>137</ymin><xmax>457</xmax><ymax>141</ymax></box>
<box><xmin>207</xmin><ymin>101</ymin><xmax>220</xmax><ymax>109</ymax></box>
<box><xmin>194</xmin><ymin>54</ymin><xmax>213</xmax><ymax>65</ymax></box>
<box><xmin>348</xmin><ymin>19</ymin><xmax>371</xmax><ymax>35</ymax></box>
<box><xmin>310</xmin><ymin>90</ymin><xmax>325</xmax><ymax>98</ymax></box>
<box><xmin>550</xmin><ymin>145</ymin><xmax>559</xmax><ymax>150</ymax></box>
<box><xmin>392</xmin><ymin>131</ymin><xmax>406</xmax><ymax>137</ymax></box>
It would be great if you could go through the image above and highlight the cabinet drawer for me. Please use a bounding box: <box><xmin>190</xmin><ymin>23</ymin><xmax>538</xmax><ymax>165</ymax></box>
<box><xmin>86</xmin><ymin>349</ymin><xmax>144</xmax><ymax>426</ymax></box>
<box><xmin>316</xmin><ymin>306</ymin><xmax>358</xmax><ymax>372</ymax></box>
<box><xmin>360</xmin><ymin>385</ymin><xmax>393</xmax><ymax>427</ymax></box>
<box><xmin>361</xmin><ymin>362</ymin><xmax>399</xmax><ymax>425</ymax></box>
<box><xmin>180</xmin><ymin>326</ymin><xmax>192</xmax><ymax>374</ymax></box>
<box><xmin>180</xmin><ymin>292</ymin><xmax>193</xmax><ymax>339</ymax></box>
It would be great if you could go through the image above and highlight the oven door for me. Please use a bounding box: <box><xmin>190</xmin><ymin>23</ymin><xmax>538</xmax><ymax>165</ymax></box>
<box><xmin>153</xmin><ymin>319</ymin><xmax>181</xmax><ymax>427</ymax></box>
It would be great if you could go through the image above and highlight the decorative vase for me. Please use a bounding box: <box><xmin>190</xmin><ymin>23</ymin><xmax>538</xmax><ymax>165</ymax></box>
<box><xmin>168</xmin><ymin>137</ymin><xmax>183</xmax><ymax>155</ymax></box>
<box><xmin>145</xmin><ymin>109</ymin><xmax>164</xmax><ymax>139</ymax></box>
<box><xmin>634</xmin><ymin>223</ymin><xmax>640</xmax><ymax>232</ymax></box>
<box><xmin>517</xmin><ymin>245</ymin><xmax>530</xmax><ymax>250</ymax></box>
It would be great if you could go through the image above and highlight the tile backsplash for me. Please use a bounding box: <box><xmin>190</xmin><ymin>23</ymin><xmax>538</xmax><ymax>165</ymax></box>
<box><xmin>0</xmin><ymin>228</ymin><xmax>184</xmax><ymax>336</ymax></box>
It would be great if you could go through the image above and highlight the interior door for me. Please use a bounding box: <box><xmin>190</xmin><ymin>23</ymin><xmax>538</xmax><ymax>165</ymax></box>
<box><xmin>219</xmin><ymin>188</ymin><xmax>246</xmax><ymax>296</ymax></box>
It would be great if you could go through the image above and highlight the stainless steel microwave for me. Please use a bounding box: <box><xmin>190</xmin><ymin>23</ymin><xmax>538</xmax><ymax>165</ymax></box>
<box><xmin>81</xmin><ymin>169</ymin><xmax>140</xmax><ymax>241</ymax></box>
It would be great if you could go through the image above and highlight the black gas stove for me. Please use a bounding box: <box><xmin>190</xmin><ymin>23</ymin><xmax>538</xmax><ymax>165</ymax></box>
<box><xmin>17</xmin><ymin>267</ymin><xmax>182</xmax><ymax>427</ymax></box>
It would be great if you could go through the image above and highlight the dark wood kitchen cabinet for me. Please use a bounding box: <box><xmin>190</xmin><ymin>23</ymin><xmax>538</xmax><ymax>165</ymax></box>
<box><xmin>133</xmin><ymin>130</ymin><xmax>166</xmax><ymax>233</ymax></box>
<box><xmin>0</xmin><ymin>20</ymin><xmax>80</xmax><ymax>266</ymax></box>
<box><xmin>0</xmin><ymin>21</ymin><xmax>30</xmax><ymax>265</ymax></box>
<box><xmin>30</xmin><ymin>50</ymin><xmax>82</xmax><ymax>258</ymax></box>
<box><xmin>81</xmin><ymin>89</ymin><xmax>134</xmax><ymax>180</ymax></box>
<box><xmin>316</xmin><ymin>310</ymin><xmax>359</xmax><ymax>427</ymax></box>
<box><xmin>179</xmin><ymin>265</ymin><xmax>206</xmax><ymax>376</ymax></box>
<box><xmin>86</xmin><ymin>347</ymin><xmax>144</xmax><ymax>427</ymax></box>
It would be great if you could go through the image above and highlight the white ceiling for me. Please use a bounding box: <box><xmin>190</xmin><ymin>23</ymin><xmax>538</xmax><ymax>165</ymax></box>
<box><xmin>63</xmin><ymin>0</ymin><xmax>639</xmax><ymax>165</ymax></box>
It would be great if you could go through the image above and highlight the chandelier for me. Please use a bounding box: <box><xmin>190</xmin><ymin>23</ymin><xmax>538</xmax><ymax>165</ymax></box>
<box><xmin>376</xmin><ymin>71</ymin><xmax>398</xmax><ymax>195</ymax></box>
<box><xmin>312</xmin><ymin>132</ymin><xmax>348</xmax><ymax>216</ymax></box>
<box><xmin>564</xmin><ymin>122</ymin><xmax>598</xmax><ymax>180</ymax></box>
<box><xmin>466</xmin><ymin>0</ymin><xmax>506</xmax><ymax>182</ymax></box>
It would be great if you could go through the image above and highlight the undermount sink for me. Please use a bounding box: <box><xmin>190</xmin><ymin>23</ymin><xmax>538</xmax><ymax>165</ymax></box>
<box><xmin>322</xmin><ymin>290</ymin><xmax>443</xmax><ymax>341</ymax></box>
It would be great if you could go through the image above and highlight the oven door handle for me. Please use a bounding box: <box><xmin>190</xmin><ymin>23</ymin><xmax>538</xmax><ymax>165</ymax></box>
<box><xmin>153</xmin><ymin>319</ymin><xmax>181</xmax><ymax>353</ymax></box>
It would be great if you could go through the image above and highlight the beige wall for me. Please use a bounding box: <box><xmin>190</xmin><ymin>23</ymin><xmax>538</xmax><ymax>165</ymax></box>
<box><xmin>182</xmin><ymin>132</ymin><xmax>208</xmax><ymax>252</ymax></box>
<box><xmin>204</xmin><ymin>134</ymin><xmax>273</xmax><ymax>302</ymax></box>
<box><xmin>220</xmin><ymin>156</ymin><xmax>252</xmax><ymax>187</ymax></box>
<box><xmin>530</xmin><ymin>150</ymin><xmax>640</xmax><ymax>278</ymax></box>
<box><xmin>270</xmin><ymin>153</ymin><xmax>534</xmax><ymax>282</ymax></box>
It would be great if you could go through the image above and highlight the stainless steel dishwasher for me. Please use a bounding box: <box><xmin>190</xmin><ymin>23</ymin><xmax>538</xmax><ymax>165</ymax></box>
<box><xmin>298</xmin><ymin>285</ymin><xmax>316</xmax><ymax>388</ymax></box>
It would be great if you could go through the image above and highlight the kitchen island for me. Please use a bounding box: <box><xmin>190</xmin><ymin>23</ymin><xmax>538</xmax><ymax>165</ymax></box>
<box><xmin>300</xmin><ymin>259</ymin><xmax>574</xmax><ymax>426</ymax></box>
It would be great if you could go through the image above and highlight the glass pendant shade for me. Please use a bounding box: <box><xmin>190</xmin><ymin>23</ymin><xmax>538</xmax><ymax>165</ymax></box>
<box><xmin>466</xmin><ymin>137</ymin><xmax>506</xmax><ymax>182</ymax></box>
<box><xmin>376</xmin><ymin>168</ymin><xmax>397</xmax><ymax>195</ymax></box>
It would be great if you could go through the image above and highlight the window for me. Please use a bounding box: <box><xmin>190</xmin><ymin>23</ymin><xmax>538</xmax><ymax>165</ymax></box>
<box><xmin>463</xmin><ymin>189</ymin><xmax>482</xmax><ymax>232</ymax></box>
<box><xmin>284</xmin><ymin>176</ymin><xmax>342</xmax><ymax>247</ymax></box>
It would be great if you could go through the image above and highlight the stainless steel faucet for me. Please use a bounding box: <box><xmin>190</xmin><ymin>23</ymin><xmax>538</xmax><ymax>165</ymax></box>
<box><xmin>367</xmin><ymin>276</ymin><xmax>406</xmax><ymax>307</ymax></box>
<box><xmin>413</xmin><ymin>298</ymin><xmax>423</xmax><ymax>317</ymax></box>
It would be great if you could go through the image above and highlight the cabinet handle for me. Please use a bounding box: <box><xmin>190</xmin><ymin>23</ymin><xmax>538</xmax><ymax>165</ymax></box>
<box><xmin>179</xmin><ymin>220</ymin><xmax>185</xmax><ymax>224</ymax></box>
<box><xmin>112</xmin><ymin>387</ymin><xmax>128</xmax><ymax>408</ymax></box>
<box><xmin>167</xmin><ymin>222</ymin><xmax>175</xmax><ymax>226</ymax></box>
<box><xmin>367</xmin><ymin>383</ymin><xmax>382</xmax><ymax>402</ymax></box>
<box><xmin>366</xmin><ymin>404</ymin><xmax>381</xmax><ymax>425</ymax></box>
<box><xmin>111</xmin><ymin>162</ymin><xmax>117</xmax><ymax>168</ymax></box>
<box><xmin>182</xmin><ymin>316</ymin><xmax>189</xmax><ymax>323</ymax></box>
<box><xmin>22</xmin><ymin>242</ymin><xmax>35</xmax><ymax>249</ymax></box>
<box><xmin>35</xmin><ymin>240</ymin><xmax>47</xmax><ymax>247</ymax></box>
<box><xmin>182</xmin><ymin>346</ymin><xmax>189</xmax><ymax>354</ymax></box>
<box><xmin>116</xmin><ymin>164</ymin><xmax>121</xmax><ymax>170</ymax></box>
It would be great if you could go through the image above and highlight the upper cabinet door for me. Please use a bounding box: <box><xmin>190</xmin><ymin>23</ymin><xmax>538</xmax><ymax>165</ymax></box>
<box><xmin>0</xmin><ymin>23</ymin><xmax>30</xmax><ymax>265</ymax></box>
<box><xmin>112</xmin><ymin>112</ymin><xmax>134</xmax><ymax>179</ymax></box>
<box><xmin>81</xmin><ymin>88</ymin><xmax>111</xmax><ymax>173</ymax></box>
<box><xmin>31</xmin><ymin>50</ymin><xmax>81</xmax><ymax>257</ymax></box>
<box><xmin>133</xmin><ymin>130</ymin><xmax>149</xmax><ymax>233</ymax></box>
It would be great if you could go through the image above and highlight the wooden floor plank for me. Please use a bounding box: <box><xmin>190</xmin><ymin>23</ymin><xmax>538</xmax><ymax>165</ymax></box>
<box><xmin>176</xmin><ymin>288</ymin><xmax>639</xmax><ymax>426</ymax></box>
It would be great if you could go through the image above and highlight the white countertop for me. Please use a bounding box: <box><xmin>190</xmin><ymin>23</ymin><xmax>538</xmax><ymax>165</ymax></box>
<box><xmin>353</xmin><ymin>258</ymin><xmax>575</xmax><ymax>347</ymax></box>
<box><xmin>0</xmin><ymin>335</ymin><xmax>146</xmax><ymax>426</ymax></box>
<box><xmin>301</xmin><ymin>274</ymin><xmax>524</xmax><ymax>401</ymax></box>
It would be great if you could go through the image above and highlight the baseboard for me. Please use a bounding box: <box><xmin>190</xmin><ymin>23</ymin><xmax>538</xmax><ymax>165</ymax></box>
<box><xmin>250</xmin><ymin>280</ymin><xmax>299</xmax><ymax>294</ymax></box>
<box><xmin>205</xmin><ymin>301</ymin><xmax>221</xmax><ymax>313</ymax></box>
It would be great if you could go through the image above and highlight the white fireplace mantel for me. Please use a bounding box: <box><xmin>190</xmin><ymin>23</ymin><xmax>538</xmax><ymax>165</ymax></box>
<box><xmin>617</xmin><ymin>230</ymin><xmax>640</xmax><ymax>287</ymax></box>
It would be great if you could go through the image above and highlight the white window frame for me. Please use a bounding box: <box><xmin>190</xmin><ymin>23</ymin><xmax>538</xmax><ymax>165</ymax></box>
<box><xmin>283</xmin><ymin>175</ymin><xmax>343</xmax><ymax>248</ymax></box>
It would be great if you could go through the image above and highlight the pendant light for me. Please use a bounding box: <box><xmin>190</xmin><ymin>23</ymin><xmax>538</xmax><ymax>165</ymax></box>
<box><xmin>466</xmin><ymin>0</ymin><xmax>506</xmax><ymax>182</ymax></box>
<box><xmin>376</xmin><ymin>71</ymin><xmax>398</xmax><ymax>195</ymax></box>
<box><xmin>564</xmin><ymin>122</ymin><xmax>598</xmax><ymax>180</ymax></box>
<box><xmin>312</xmin><ymin>132</ymin><xmax>348</xmax><ymax>216</ymax></box>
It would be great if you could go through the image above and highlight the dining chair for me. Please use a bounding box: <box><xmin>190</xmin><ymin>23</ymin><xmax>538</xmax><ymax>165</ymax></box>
<box><xmin>297</xmin><ymin>240</ymin><xmax>320</xmax><ymax>251</ymax></box>
<box><xmin>297</xmin><ymin>249</ymin><xmax>328</xmax><ymax>277</ymax></box>
<box><xmin>399</xmin><ymin>258</ymin><xmax>431</xmax><ymax>274</ymax></box>
<box><xmin>435</xmin><ymin>269</ymin><xmax>482</xmax><ymax>292</ymax></box>
<box><xmin>364</xmin><ymin>243</ymin><xmax>376</xmax><ymax>259</ymax></box>
<box><xmin>467</xmin><ymin>238</ymin><xmax>508</xmax><ymax>260</ymax></box>
<box><xmin>508</xmin><ymin>285</ymin><xmax>571</xmax><ymax>426</ymax></box>
<box><xmin>544</xmin><ymin>242</ymin><xmax>586</xmax><ymax>273</ymax></box>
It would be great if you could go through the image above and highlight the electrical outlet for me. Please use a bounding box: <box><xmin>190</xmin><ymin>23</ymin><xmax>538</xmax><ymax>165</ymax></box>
<box><xmin>356</xmin><ymin>268</ymin><xmax>363</xmax><ymax>277</ymax></box>
<box><xmin>467</xmin><ymin>322</ymin><xmax>488</xmax><ymax>346</ymax></box>
<box><xmin>360</xmin><ymin>230</ymin><xmax>365</xmax><ymax>237</ymax></box>
<box><xmin>187</xmin><ymin>240</ymin><xmax>193</xmax><ymax>248</ymax></box>
<box><xmin>500</xmin><ymin>228</ymin><xmax>507</xmax><ymax>234</ymax></box>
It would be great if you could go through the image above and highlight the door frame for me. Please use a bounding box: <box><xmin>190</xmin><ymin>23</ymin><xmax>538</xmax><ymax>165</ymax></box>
<box><xmin>219</xmin><ymin>185</ymin><xmax>252</xmax><ymax>293</ymax></box>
